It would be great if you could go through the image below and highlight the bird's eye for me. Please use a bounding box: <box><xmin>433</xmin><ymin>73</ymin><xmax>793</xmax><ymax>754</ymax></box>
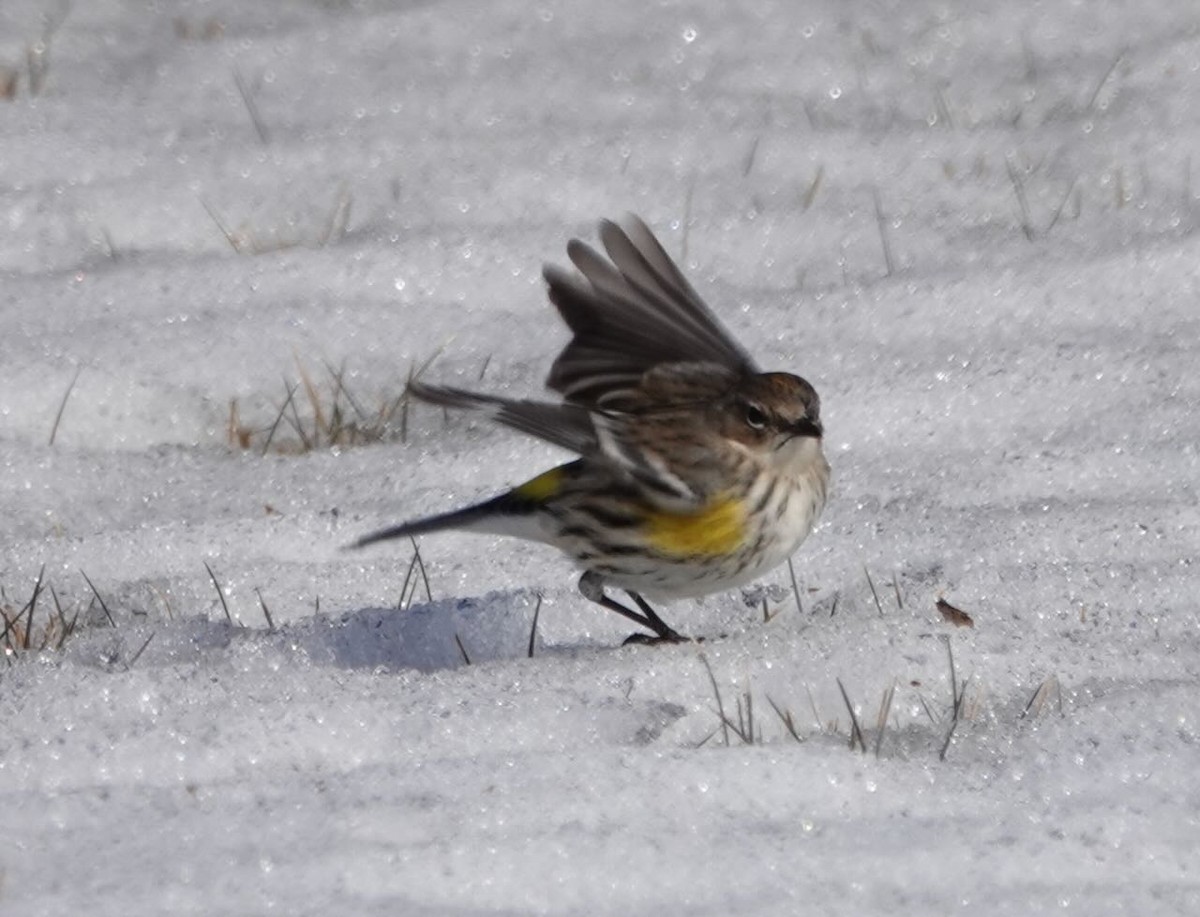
<box><xmin>744</xmin><ymin>404</ymin><xmax>768</xmax><ymax>430</ymax></box>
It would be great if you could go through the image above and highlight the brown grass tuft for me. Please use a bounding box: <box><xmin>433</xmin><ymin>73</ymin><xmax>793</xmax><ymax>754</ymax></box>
<box><xmin>228</xmin><ymin>358</ymin><xmax>423</xmax><ymax>455</ymax></box>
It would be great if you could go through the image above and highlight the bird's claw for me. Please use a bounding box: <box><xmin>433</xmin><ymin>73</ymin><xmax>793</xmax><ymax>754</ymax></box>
<box><xmin>622</xmin><ymin>629</ymin><xmax>691</xmax><ymax>646</ymax></box>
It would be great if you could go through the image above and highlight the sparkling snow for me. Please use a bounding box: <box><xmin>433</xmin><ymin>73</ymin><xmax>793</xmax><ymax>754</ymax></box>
<box><xmin>2</xmin><ymin>1</ymin><xmax>1198</xmax><ymax>915</ymax></box>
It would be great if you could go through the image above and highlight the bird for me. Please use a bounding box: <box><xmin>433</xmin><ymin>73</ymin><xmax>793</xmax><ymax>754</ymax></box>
<box><xmin>353</xmin><ymin>215</ymin><xmax>829</xmax><ymax>644</ymax></box>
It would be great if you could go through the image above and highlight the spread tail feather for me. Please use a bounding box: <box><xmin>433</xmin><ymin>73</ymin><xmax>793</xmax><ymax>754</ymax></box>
<box><xmin>351</xmin><ymin>499</ymin><xmax>504</xmax><ymax>549</ymax></box>
<box><xmin>351</xmin><ymin>464</ymin><xmax>575</xmax><ymax>550</ymax></box>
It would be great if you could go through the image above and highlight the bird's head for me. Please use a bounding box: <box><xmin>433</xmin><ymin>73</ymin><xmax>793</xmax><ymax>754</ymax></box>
<box><xmin>718</xmin><ymin>371</ymin><xmax>824</xmax><ymax>467</ymax></box>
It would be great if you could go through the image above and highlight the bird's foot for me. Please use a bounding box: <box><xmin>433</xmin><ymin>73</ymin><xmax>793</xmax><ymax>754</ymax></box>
<box><xmin>622</xmin><ymin>629</ymin><xmax>691</xmax><ymax>646</ymax></box>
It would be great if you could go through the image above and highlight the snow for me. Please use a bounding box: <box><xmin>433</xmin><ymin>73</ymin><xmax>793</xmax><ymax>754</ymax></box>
<box><xmin>3</xmin><ymin>0</ymin><xmax>1199</xmax><ymax>914</ymax></box>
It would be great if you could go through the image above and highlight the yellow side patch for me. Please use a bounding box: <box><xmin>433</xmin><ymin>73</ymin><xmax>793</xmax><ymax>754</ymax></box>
<box><xmin>513</xmin><ymin>466</ymin><xmax>566</xmax><ymax>503</ymax></box>
<box><xmin>645</xmin><ymin>495</ymin><xmax>746</xmax><ymax>559</ymax></box>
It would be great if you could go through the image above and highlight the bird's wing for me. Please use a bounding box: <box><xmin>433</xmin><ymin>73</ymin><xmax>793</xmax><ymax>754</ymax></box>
<box><xmin>409</xmin><ymin>371</ymin><xmax>730</xmax><ymax>509</ymax></box>
<box><xmin>407</xmin><ymin>380</ymin><xmax>597</xmax><ymax>455</ymax></box>
<box><xmin>590</xmin><ymin>361</ymin><xmax>744</xmax><ymax>507</ymax></box>
<box><xmin>543</xmin><ymin>215</ymin><xmax>758</xmax><ymax>410</ymax></box>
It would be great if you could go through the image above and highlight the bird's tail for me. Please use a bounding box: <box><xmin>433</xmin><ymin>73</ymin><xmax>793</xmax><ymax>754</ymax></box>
<box><xmin>350</xmin><ymin>463</ymin><xmax>575</xmax><ymax>550</ymax></box>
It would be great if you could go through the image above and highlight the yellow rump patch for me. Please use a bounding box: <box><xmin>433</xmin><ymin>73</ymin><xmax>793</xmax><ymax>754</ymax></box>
<box><xmin>513</xmin><ymin>466</ymin><xmax>566</xmax><ymax>503</ymax></box>
<box><xmin>645</xmin><ymin>495</ymin><xmax>746</xmax><ymax>559</ymax></box>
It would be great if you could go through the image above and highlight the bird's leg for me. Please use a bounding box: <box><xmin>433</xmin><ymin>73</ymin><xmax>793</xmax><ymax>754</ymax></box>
<box><xmin>625</xmin><ymin>592</ymin><xmax>686</xmax><ymax>643</ymax></box>
<box><xmin>577</xmin><ymin>572</ymin><xmax>686</xmax><ymax>644</ymax></box>
<box><xmin>578</xmin><ymin>571</ymin><xmax>655</xmax><ymax>631</ymax></box>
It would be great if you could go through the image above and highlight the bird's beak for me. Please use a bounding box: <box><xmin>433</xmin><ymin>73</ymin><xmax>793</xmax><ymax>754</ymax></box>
<box><xmin>788</xmin><ymin>417</ymin><xmax>823</xmax><ymax>439</ymax></box>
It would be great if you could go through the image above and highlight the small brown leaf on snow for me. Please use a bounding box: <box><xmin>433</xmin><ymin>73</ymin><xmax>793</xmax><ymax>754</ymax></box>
<box><xmin>936</xmin><ymin>597</ymin><xmax>974</xmax><ymax>628</ymax></box>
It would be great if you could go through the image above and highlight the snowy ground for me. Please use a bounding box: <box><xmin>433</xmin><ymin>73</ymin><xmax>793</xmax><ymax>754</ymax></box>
<box><xmin>3</xmin><ymin>1</ymin><xmax>1199</xmax><ymax>914</ymax></box>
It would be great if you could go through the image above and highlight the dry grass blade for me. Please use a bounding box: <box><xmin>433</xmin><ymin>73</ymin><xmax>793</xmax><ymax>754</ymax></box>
<box><xmin>1021</xmin><ymin>675</ymin><xmax>1062</xmax><ymax>719</ymax></box>
<box><xmin>260</xmin><ymin>382</ymin><xmax>298</xmax><ymax>455</ymax></box>
<box><xmin>200</xmin><ymin>197</ymin><xmax>245</xmax><ymax>253</ymax></box>
<box><xmin>233</xmin><ymin>67</ymin><xmax>270</xmax><ymax>144</ymax></box>
<box><xmin>320</xmin><ymin>183</ymin><xmax>352</xmax><ymax>246</ymax></box>
<box><xmin>149</xmin><ymin>582</ymin><xmax>175</xmax><ymax>622</ymax></box>
<box><xmin>939</xmin><ymin>676</ymin><xmax>971</xmax><ymax>761</ymax></box>
<box><xmin>700</xmin><ymin>654</ymin><xmax>730</xmax><ymax>748</ymax></box>
<box><xmin>939</xmin><ymin>710</ymin><xmax>959</xmax><ymax>760</ymax></box>
<box><xmin>1045</xmin><ymin>177</ymin><xmax>1080</xmax><ymax>233</ymax></box>
<box><xmin>767</xmin><ymin>695</ymin><xmax>803</xmax><ymax>743</ymax></box>
<box><xmin>397</xmin><ymin>548</ymin><xmax>421</xmax><ymax>610</ymax></box>
<box><xmin>1005</xmin><ymin>157</ymin><xmax>1036</xmax><ymax>241</ymax></box>
<box><xmin>874</xmin><ymin>681</ymin><xmax>896</xmax><ymax>758</ymax></box>
<box><xmin>527</xmin><ymin>593</ymin><xmax>542</xmax><ymax>658</ymax></box>
<box><xmin>295</xmin><ymin>359</ymin><xmax>327</xmax><ymax>440</ymax></box>
<box><xmin>79</xmin><ymin>570</ymin><xmax>116</xmax><ymax>628</ymax></box>
<box><xmin>410</xmin><ymin>346</ymin><xmax>447</xmax><ymax>389</ymax></box>
<box><xmin>734</xmin><ymin>690</ymin><xmax>756</xmax><ymax>745</ymax></box>
<box><xmin>454</xmin><ymin>632</ymin><xmax>471</xmax><ymax>666</ymax></box>
<box><xmin>100</xmin><ymin>227</ymin><xmax>119</xmax><ymax>261</ymax></box>
<box><xmin>49</xmin><ymin>584</ymin><xmax>80</xmax><ymax>650</ymax></box>
<box><xmin>742</xmin><ymin>136</ymin><xmax>760</xmax><ymax>177</ymax></box>
<box><xmin>398</xmin><ymin>378</ymin><xmax>413</xmax><ymax>442</ymax></box>
<box><xmin>786</xmin><ymin>556</ymin><xmax>804</xmax><ymax>615</ymax></box>
<box><xmin>762</xmin><ymin>597</ymin><xmax>782</xmax><ymax>623</ymax></box>
<box><xmin>325</xmin><ymin>359</ymin><xmax>369</xmax><ymax>427</ymax></box>
<box><xmin>915</xmin><ymin>689</ymin><xmax>940</xmax><ymax>726</ymax></box>
<box><xmin>1</xmin><ymin>607</ymin><xmax>19</xmax><ymax>651</ymax></box>
<box><xmin>871</xmin><ymin>186</ymin><xmax>895</xmax><ymax>276</ymax></box>
<box><xmin>937</xmin><ymin>636</ymin><xmax>968</xmax><ymax>761</ymax></box>
<box><xmin>802</xmin><ymin>164</ymin><xmax>824</xmax><ymax>210</ymax></box>
<box><xmin>864</xmin><ymin>565</ymin><xmax>885</xmax><ymax>616</ymax></box>
<box><xmin>48</xmin><ymin>583</ymin><xmax>66</xmax><ymax>634</ymax></box>
<box><xmin>48</xmin><ymin>366</ymin><xmax>81</xmax><ymax>446</ymax></box>
<box><xmin>255</xmin><ymin>587</ymin><xmax>275</xmax><ymax>631</ymax></box>
<box><xmin>1084</xmin><ymin>47</ymin><xmax>1126</xmax><ymax>113</ymax></box>
<box><xmin>410</xmin><ymin>536</ymin><xmax>432</xmax><ymax>604</ymax></box>
<box><xmin>284</xmin><ymin>381</ymin><xmax>313</xmax><ymax>450</ymax></box>
<box><xmin>835</xmin><ymin>678</ymin><xmax>866</xmax><ymax>752</ymax></box>
<box><xmin>399</xmin><ymin>346</ymin><xmax>449</xmax><ymax>443</ymax></box>
<box><xmin>128</xmin><ymin>631</ymin><xmax>156</xmax><ymax>668</ymax></box>
<box><xmin>1</xmin><ymin>566</ymin><xmax>48</xmax><ymax>651</ymax></box>
<box><xmin>22</xmin><ymin>564</ymin><xmax>46</xmax><ymax>650</ymax></box>
<box><xmin>396</xmin><ymin>538</ymin><xmax>434</xmax><ymax>612</ymax></box>
<box><xmin>800</xmin><ymin>98</ymin><xmax>817</xmax><ymax>131</ymax></box>
<box><xmin>58</xmin><ymin>609</ymin><xmax>81</xmax><ymax>649</ymax></box>
<box><xmin>805</xmin><ymin>685</ymin><xmax>823</xmax><ymax>731</ymax></box>
<box><xmin>694</xmin><ymin>725</ymin><xmax>722</xmax><ymax>749</ymax></box>
<box><xmin>891</xmin><ymin>571</ymin><xmax>903</xmax><ymax>610</ymax></box>
<box><xmin>944</xmin><ymin>635</ymin><xmax>958</xmax><ymax>708</ymax></box>
<box><xmin>227</xmin><ymin>399</ymin><xmax>248</xmax><ymax>448</ymax></box>
<box><xmin>203</xmin><ymin>562</ymin><xmax>234</xmax><ymax>625</ymax></box>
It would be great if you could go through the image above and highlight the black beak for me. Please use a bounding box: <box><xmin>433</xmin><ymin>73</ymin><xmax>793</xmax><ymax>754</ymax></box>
<box><xmin>789</xmin><ymin>417</ymin><xmax>823</xmax><ymax>439</ymax></box>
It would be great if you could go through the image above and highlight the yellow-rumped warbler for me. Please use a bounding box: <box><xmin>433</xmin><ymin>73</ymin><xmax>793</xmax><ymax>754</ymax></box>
<box><xmin>354</xmin><ymin>215</ymin><xmax>829</xmax><ymax>643</ymax></box>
